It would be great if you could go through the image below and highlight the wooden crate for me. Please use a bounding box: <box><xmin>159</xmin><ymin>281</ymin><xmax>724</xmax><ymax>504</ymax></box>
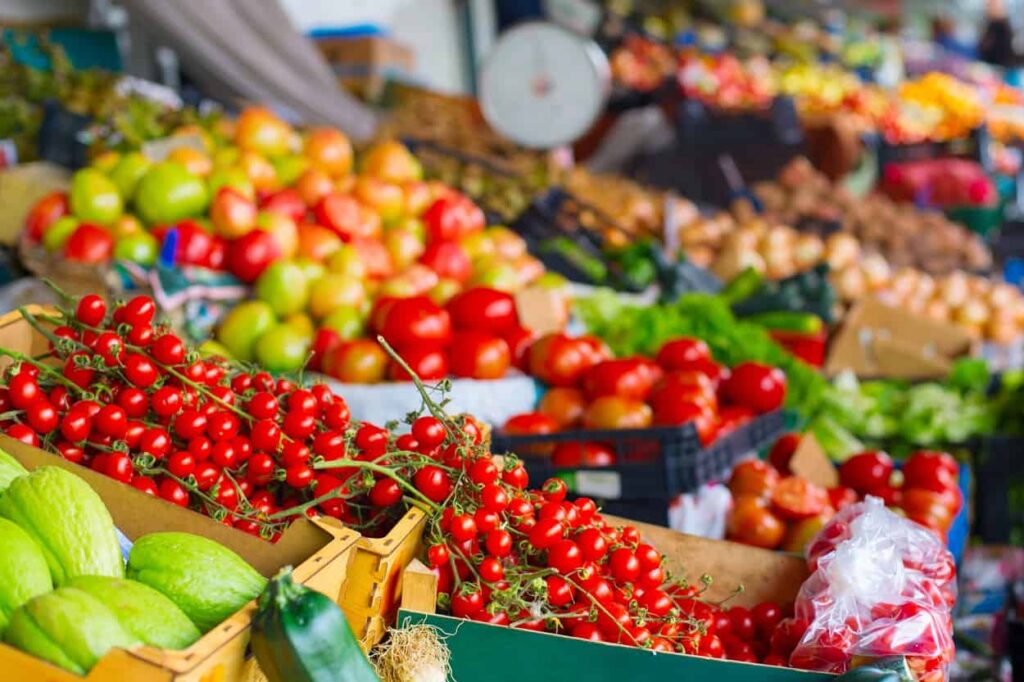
<box><xmin>0</xmin><ymin>436</ymin><xmax>360</xmax><ymax>681</ymax></box>
<box><xmin>340</xmin><ymin>506</ymin><xmax>428</xmax><ymax>650</ymax></box>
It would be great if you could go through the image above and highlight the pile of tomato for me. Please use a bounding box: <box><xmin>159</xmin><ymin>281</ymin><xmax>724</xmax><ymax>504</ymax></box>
<box><xmin>501</xmin><ymin>336</ymin><xmax>787</xmax><ymax>466</ymax></box>
<box><xmin>725</xmin><ymin>435</ymin><xmax>963</xmax><ymax>553</ymax></box>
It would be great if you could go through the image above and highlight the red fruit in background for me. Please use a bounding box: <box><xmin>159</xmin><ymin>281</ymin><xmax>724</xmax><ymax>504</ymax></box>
<box><xmin>901</xmin><ymin>489</ymin><xmax>957</xmax><ymax>533</ymax></box>
<box><xmin>903</xmin><ymin>451</ymin><xmax>958</xmax><ymax>493</ymax></box>
<box><xmin>503</xmin><ymin>412</ymin><xmax>559</xmax><ymax>435</ymax></box>
<box><xmin>25</xmin><ymin>191</ymin><xmax>68</xmax><ymax>242</ymax></box>
<box><xmin>839</xmin><ymin>450</ymin><xmax>894</xmax><ymax>494</ymax></box>
<box><xmin>768</xmin><ymin>432</ymin><xmax>802</xmax><ymax>474</ymax></box>
<box><xmin>309</xmin><ymin>327</ymin><xmax>342</xmax><ymax>371</ymax></box>
<box><xmin>729</xmin><ymin>459</ymin><xmax>780</xmax><ymax>498</ymax></box>
<box><xmin>551</xmin><ymin>442</ymin><xmax>615</xmax><ymax>467</ymax></box>
<box><xmin>64</xmin><ymin>224</ymin><xmax>113</xmax><ymax>263</ymax></box>
<box><xmin>648</xmin><ymin>370</ymin><xmax>717</xmax><ymax>413</ymax></box>
<box><xmin>296</xmin><ymin>223</ymin><xmax>342</xmax><ymax>262</ymax></box>
<box><xmin>581</xmin><ymin>358</ymin><xmax>662</xmax><ymax>401</ymax></box>
<box><xmin>423</xmin><ymin>194</ymin><xmax>485</xmax><ymax>242</ymax></box>
<box><xmin>446</xmin><ymin>288</ymin><xmax>518</xmax><ymax>333</ymax></box>
<box><xmin>653</xmin><ymin>400</ymin><xmax>716</xmax><ymax>444</ymax></box>
<box><xmin>716</xmin><ymin>405</ymin><xmax>754</xmax><ymax>437</ymax></box>
<box><xmin>377</xmin><ymin>296</ymin><xmax>452</xmax><ymax>348</ymax></box>
<box><xmin>503</xmin><ymin>326</ymin><xmax>535</xmax><ymax>370</ymax></box>
<box><xmin>828</xmin><ymin>486</ymin><xmax>859</xmax><ymax>510</ymax></box>
<box><xmin>351</xmin><ymin>238</ymin><xmax>394</xmax><ymax>279</ymax></box>
<box><xmin>260</xmin><ymin>188</ymin><xmax>306</xmax><ymax>223</ymax></box>
<box><xmin>323</xmin><ymin>340</ymin><xmax>388</xmax><ymax>383</ymax></box>
<box><xmin>527</xmin><ymin>333</ymin><xmax>603</xmax><ymax>387</ymax></box>
<box><xmin>315</xmin><ymin>193</ymin><xmax>381</xmax><ymax>242</ymax></box>
<box><xmin>420</xmin><ymin>241</ymin><xmax>471</xmax><ymax>283</ymax></box>
<box><xmin>722</xmin><ymin>362</ymin><xmax>786</xmax><ymax>413</ymax></box>
<box><xmin>157</xmin><ymin>220</ymin><xmax>214</xmax><ymax>266</ymax></box>
<box><xmin>448</xmin><ymin>331</ymin><xmax>511</xmax><ymax>379</ymax></box>
<box><xmin>205</xmin><ymin>238</ymin><xmax>227</xmax><ymax>269</ymax></box>
<box><xmin>387</xmin><ymin>345</ymin><xmax>448</xmax><ymax>381</ymax></box>
<box><xmin>655</xmin><ymin>337</ymin><xmax>711</xmax><ymax>370</ymax></box>
<box><xmin>771</xmin><ymin>477</ymin><xmax>830</xmax><ymax>520</ymax></box>
<box><xmin>227</xmin><ymin>229</ymin><xmax>281</xmax><ymax>283</ymax></box>
<box><xmin>582</xmin><ymin>396</ymin><xmax>652</xmax><ymax>430</ymax></box>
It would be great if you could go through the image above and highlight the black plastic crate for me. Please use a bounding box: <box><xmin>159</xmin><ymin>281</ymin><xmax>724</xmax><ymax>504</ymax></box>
<box><xmin>868</xmin><ymin>124</ymin><xmax>992</xmax><ymax>176</ymax></box>
<box><xmin>1011</xmin><ymin>611</ymin><xmax>1024</xmax><ymax>682</ymax></box>
<box><xmin>972</xmin><ymin>434</ymin><xmax>1024</xmax><ymax>545</ymax></box>
<box><xmin>492</xmin><ymin>410</ymin><xmax>783</xmax><ymax>500</ymax></box>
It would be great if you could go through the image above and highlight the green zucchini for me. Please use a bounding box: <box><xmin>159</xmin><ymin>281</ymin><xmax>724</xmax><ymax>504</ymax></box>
<box><xmin>745</xmin><ymin>311</ymin><xmax>824</xmax><ymax>334</ymax></box>
<box><xmin>835</xmin><ymin>657</ymin><xmax>915</xmax><ymax>682</ymax></box>
<box><xmin>720</xmin><ymin>266</ymin><xmax>763</xmax><ymax>304</ymax></box>
<box><xmin>251</xmin><ymin>568</ymin><xmax>379</xmax><ymax>682</ymax></box>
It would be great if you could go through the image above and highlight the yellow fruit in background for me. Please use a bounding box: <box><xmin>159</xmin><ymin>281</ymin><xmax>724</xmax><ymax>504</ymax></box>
<box><xmin>403</xmin><ymin>181</ymin><xmax>435</xmax><ymax>216</ymax></box>
<box><xmin>429</xmin><ymin>278</ymin><xmax>462</xmax><ymax>304</ymax></box>
<box><xmin>110</xmin><ymin>214</ymin><xmax>144</xmax><ymax>239</ymax></box>
<box><xmin>327</xmin><ymin>245</ymin><xmax>368</xmax><ymax>280</ymax></box>
<box><xmin>212</xmin><ymin>146</ymin><xmax>240</xmax><ymax>170</ymax></box>
<box><xmin>462</xmin><ymin>231</ymin><xmax>496</xmax><ymax>262</ymax></box>
<box><xmin>167</xmin><ymin>147</ymin><xmax>212</xmax><ymax>177</ymax></box>
<box><xmin>486</xmin><ymin>226</ymin><xmax>528</xmax><ymax>259</ymax></box>
<box><xmin>471</xmin><ymin>262</ymin><xmax>521</xmax><ymax>292</ymax></box>
<box><xmin>284</xmin><ymin>312</ymin><xmax>315</xmax><ymax>341</ymax></box>
<box><xmin>308</xmin><ymin>274</ymin><xmax>366</xmax><ymax>319</ymax></box>
<box><xmin>272</xmin><ymin>154</ymin><xmax>309</xmax><ymax>187</ymax></box>
<box><xmin>322</xmin><ymin>306</ymin><xmax>365</xmax><ymax>340</ymax></box>
<box><xmin>254</xmin><ymin>211</ymin><xmax>298</xmax><ymax>259</ymax></box>
<box><xmin>208</xmin><ymin>167</ymin><xmax>255</xmax><ymax>200</ymax></box>
<box><xmin>172</xmin><ymin>124</ymin><xmax>216</xmax><ymax>151</ymax></box>
<box><xmin>303</xmin><ymin>128</ymin><xmax>353</xmax><ymax>177</ymax></box>
<box><xmin>91</xmin><ymin>151</ymin><xmax>120</xmax><ymax>173</ymax></box>
<box><xmin>294</xmin><ymin>257</ymin><xmax>326</xmax><ymax>284</ymax></box>
<box><xmin>354</xmin><ymin>177</ymin><xmax>405</xmax><ymax>225</ymax></box>
<box><xmin>238</xmin><ymin>151</ymin><xmax>279</xmax><ymax>191</ymax></box>
<box><xmin>361</xmin><ymin>140</ymin><xmax>423</xmax><ymax>183</ymax></box>
<box><xmin>384</xmin><ymin>227</ymin><xmax>425</xmax><ymax>271</ymax></box>
<box><xmin>235</xmin><ymin>107</ymin><xmax>293</xmax><ymax>157</ymax></box>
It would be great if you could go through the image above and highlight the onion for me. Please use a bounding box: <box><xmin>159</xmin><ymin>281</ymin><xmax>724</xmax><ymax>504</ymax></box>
<box><xmin>372</xmin><ymin>624</ymin><xmax>451</xmax><ymax>682</ymax></box>
<box><xmin>923</xmin><ymin>298</ymin><xmax>950</xmax><ymax>321</ymax></box>
<box><xmin>860</xmin><ymin>254</ymin><xmax>892</xmax><ymax>290</ymax></box>
<box><xmin>890</xmin><ymin>267</ymin><xmax>920</xmax><ymax>299</ymax></box>
<box><xmin>793</xmin><ymin>234</ymin><xmax>825</xmax><ymax>268</ymax></box>
<box><xmin>825</xmin><ymin>233</ymin><xmax>860</xmax><ymax>269</ymax></box>
<box><xmin>834</xmin><ymin>266</ymin><xmax>867</xmax><ymax>301</ymax></box>
<box><xmin>987</xmin><ymin>314</ymin><xmax>1021</xmax><ymax>344</ymax></box>
<box><xmin>938</xmin><ymin>272</ymin><xmax>969</xmax><ymax>308</ymax></box>
<box><xmin>713</xmin><ymin>246</ymin><xmax>766</xmax><ymax>281</ymax></box>
<box><xmin>988</xmin><ymin>282</ymin><xmax>1018</xmax><ymax>309</ymax></box>
<box><xmin>955</xmin><ymin>299</ymin><xmax>990</xmax><ymax>328</ymax></box>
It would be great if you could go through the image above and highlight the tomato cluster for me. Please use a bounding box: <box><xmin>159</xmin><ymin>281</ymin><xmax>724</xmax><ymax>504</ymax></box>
<box><xmin>796</xmin><ymin>499</ymin><xmax>957</xmax><ymax>680</ymax></box>
<box><xmin>425</xmin><ymin>458</ymin><xmax>803</xmax><ymax>665</ymax></box>
<box><xmin>317</xmin><ymin>287</ymin><xmax>535</xmax><ymax>384</ymax></box>
<box><xmin>839</xmin><ymin>450</ymin><xmax>963</xmax><ymax>538</ymax></box>
<box><xmin>504</xmin><ymin>336</ymin><xmax>786</xmax><ymax>465</ymax></box>
<box><xmin>729</xmin><ymin>437</ymin><xmax>963</xmax><ymax>553</ymax></box>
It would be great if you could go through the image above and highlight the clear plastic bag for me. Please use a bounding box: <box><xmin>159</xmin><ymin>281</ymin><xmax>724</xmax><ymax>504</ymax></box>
<box><xmin>790</xmin><ymin>497</ymin><xmax>956</xmax><ymax>681</ymax></box>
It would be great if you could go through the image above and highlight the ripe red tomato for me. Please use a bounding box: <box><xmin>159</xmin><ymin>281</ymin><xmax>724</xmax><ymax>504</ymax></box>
<box><xmin>227</xmin><ymin>230</ymin><xmax>281</xmax><ymax>283</ymax></box>
<box><xmin>414</xmin><ymin>465</ymin><xmax>451</xmax><ymax>502</ymax></box>
<box><xmin>722</xmin><ymin>362</ymin><xmax>786</xmax><ymax>413</ymax></box>
<box><xmin>447</xmin><ymin>331</ymin><xmax>511</xmax><ymax>379</ymax></box>
<box><xmin>768</xmin><ymin>432</ymin><xmax>802</xmax><ymax>474</ymax></box>
<box><xmin>420</xmin><ymin>241</ymin><xmax>471</xmax><ymax>283</ymax></box>
<box><xmin>901</xmin><ymin>489</ymin><xmax>957</xmax><ymax>532</ymax></box>
<box><xmin>387</xmin><ymin>345</ymin><xmax>448</xmax><ymax>381</ymax></box>
<box><xmin>650</xmin><ymin>370</ymin><xmax>717</xmax><ymax>406</ymax></box>
<box><xmin>729</xmin><ymin>459</ymin><xmax>780</xmax><ymax>498</ymax></box>
<box><xmin>728</xmin><ymin>496</ymin><xmax>785</xmax><ymax>549</ymax></box>
<box><xmin>503</xmin><ymin>412</ymin><xmax>558</xmax><ymax>435</ymax></box>
<box><xmin>376</xmin><ymin>296</ymin><xmax>452</xmax><ymax>348</ymax></box>
<box><xmin>446</xmin><ymin>287</ymin><xmax>518</xmax><ymax>333</ymax></box>
<box><xmin>423</xmin><ymin>194</ymin><xmax>485</xmax><ymax>242</ymax></box>
<box><xmin>828</xmin><ymin>486</ymin><xmax>859</xmax><ymax>510</ymax></box>
<box><xmin>503</xmin><ymin>325</ymin><xmax>535</xmax><ymax>370</ymax></box>
<box><xmin>323</xmin><ymin>340</ymin><xmax>389</xmax><ymax>383</ymax></box>
<box><xmin>655</xmin><ymin>337</ymin><xmax>711</xmax><ymax>370</ymax></box>
<box><xmin>771</xmin><ymin>476</ymin><xmax>830</xmax><ymax>521</ymax></box>
<box><xmin>903</xmin><ymin>451</ymin><xmax>958</xmax><ymax>493</ymax></box>
<box><xmin>260</xmin><ymin>188</ymin><xmax>306</xmax><ymax>222</ymax></box>
<box><xmin>538</xmin><ymin>387</ymin><xmax>587</xmax><ymax>428</ymax></box>
<box><xmin>527</xmin><ymin>333</ymin><xmax>604</xmax><ymax>387</ymax></box>
<box><xmin>64</xmin><ymin>224</ymin><xmax>114</xmax><ymax>263</ymax></box>
<box><xmin>839</xmin><ymin>450</ymin><xmax>894</xmax><ymax>494</ymax></box>
<box><xmin>552</xmin><ymin>441</ymin><xmax>615</xmax><ymax>467</ymax></box>
<box><xmin>315</xmin><ymin>193</ymin><xmax>381</xmax><ymax>241</ymax></box>
<box><xmin>752</xmin><ymin>602</ymin><xmax>783</xmax><ymax>639</ymax></box>
<box><xmin>652</xmin><ymin>400</ymin><xmax>716</xmax><ymax>444</ymax></box>
<box><xmin>581</xmin><ymin>358</ymin><xmax>662</xmax><ymax>401</ymax></box>
<box><xmin>26</xmin><ymin>191</ymin><xmax>69</xmax><ymax>242</ymax></box>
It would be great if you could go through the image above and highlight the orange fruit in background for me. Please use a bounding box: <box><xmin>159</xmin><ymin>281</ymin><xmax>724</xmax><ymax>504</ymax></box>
<box><xmin>235</xmin><ymin>107</ymin><xmax>293</xmax><ymax>157</ymax></box>
<box><xmin>296</xmin><ymin>168</ymin><xmax>334</xmax><ymax>207</ymax></box>
<box><xmin>361</xmin><ymin>140</ymin><xmax>423</xmax><ymax>183</ymax></box>
<box><xmin>538</xmin><ymin>387</ymin><xmax>588</xmax><ymax>428</ymax></box>
<box><xmin>728</xmin><ymin>459</ymin><xmax>780</xmax><ymax>499</ymax></box>
<box><xmin>304</xmin><ymin>127</ymin><xmax>353</xmax><ymax>177</ymax></box>
<box><xmin>167</xmin><ymin>147</ymin><xmax>212</xmax><ymax>177</ymax></box>
<box><xmin>582</xmin><ymin>396</ymin><xmax>652</xmax><ymax>430</ymax></box>
<box><xmin>238</xmin><ymin>150</ymin><xmax>278</xmax><ymax>191</ymax></box>
<box><xmin>728</xmin><ymin>496</ymin><xmax>785</xmax><ymax>549</ymax></box>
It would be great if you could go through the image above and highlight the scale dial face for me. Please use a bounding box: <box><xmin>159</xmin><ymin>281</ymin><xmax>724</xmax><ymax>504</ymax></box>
<box><xmin>479</xmin><ymin>21</ymin><xmax>610</xmax><ymax>149</ymax></box>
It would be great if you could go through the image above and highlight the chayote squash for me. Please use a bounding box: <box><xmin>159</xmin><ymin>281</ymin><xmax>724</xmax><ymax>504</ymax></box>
<box><xmin>127</xmin><ymin>532</ymin><xmax>266</xmax><ymax>632</ymax></box>
<box><xmin>0</xmin><ymin>448</ymin><xmax>27</xmax><ymax>495</ymax></box>
<box><xmin>0</xmin><ymin>466</ymin><xmax>124</xmax><ymax>584</ymax></box>
<box><xmin>3</xmin><ymin>587</ymin><xmax>141</xmax><ymax>674</ymax></box>
<box><xmin>0</xmin><ymin>518</ymin><xmax>52</xmax><ymax>636</ymax></box>
<box><xmin>65</xmin><ymin>576</ymin><xmax>201</xmax><ymax>650</ymax></box>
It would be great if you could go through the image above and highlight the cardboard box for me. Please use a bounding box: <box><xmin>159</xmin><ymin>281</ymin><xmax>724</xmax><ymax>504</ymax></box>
<box><xmin>0</xmin><ymin>436</ymin><xmax>360</xmax><ymax>682</ymax></box>
<box><xmin>825</xmin><ymin>298</ymin><xmax>975</xmax><ymax>380</ymax></box>
<box><xmin>397</xmin><ymin>527</ymin><xmax>829</xmax><ymax>682</ymax></box>
<box><xmin>316</xmin><ymin>35</ymin><xmax>414</xmax><ymax>74</ymax></box>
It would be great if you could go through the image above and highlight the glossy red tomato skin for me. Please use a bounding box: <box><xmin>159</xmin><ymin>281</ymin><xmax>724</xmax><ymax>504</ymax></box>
<box><xmin>448</xmin><ymin>331</ymin><xmax>511</xmax><ymax>380</ymax></box>
<box><xmin>446</xmin><ymin>288</ymin><xmax>517</xmax><ymax>333</ymax></box>
<box><xmin>903</xmin><ymin>451</ymin><xmax>959</xmax><ymax>493</ymax></box>
<box><xmin>551</xmin><ymin>441</ymin><xmax>615</xmax><ymax>467</ymax></box>
<box><xmin>581</xmin><ymin>358</ymin><xmax>662</xmax><ymax>401</ymax></box>
<box><xmin>503</xmin><ymin>412</ymin><xmax>559</xmax><ymax>435</ymax></box>
<box><xmin>839</xmin><ymin>450</ymin><xmax>894</xmax><ymax>494</ymax></box>
<box><xmin>423</xmin><ymin>194</ymin><xmax>485</xmax><ymax>242</ymax></box>
<box><xmin>768</xmin><ymin>432</ymin><xmax>802</xmax><ymax>473</ymax></box>
<box><xmin>64</xmin><ymin>224</ymin><xmax>114</xmax><ymax>263</ymax></box>
<box><xmin>375</xmin><ymin>296</ymin><xmax>452</xmax><ymax>348</ymax></box>
<box><xmin>420</xmin><ymin>241</ymin><xmax>471</xmax><ymax>283</ymax></box>
<box><xmin>527</xmin><ymin>333</ymin><xmax>607</xmax><ymax>388</ymax></box>
<box><xmin>722</xmin><ymin>362</ymin><xmax>786</xmax><ymax>414</ymax></box>
<box><xmin>653</xmin><ymin>401</ymin><xmax>716</xmax><ymax>444</ymax></box>
<box><xmin>655</xmin><ymin>337</ymin><xmax>711</xmax><ymax>370</ymax></box>
<box><xmin>387</xmin><ymin>345</ymin><xmax>448</xmax><ymax>382</ymax></box>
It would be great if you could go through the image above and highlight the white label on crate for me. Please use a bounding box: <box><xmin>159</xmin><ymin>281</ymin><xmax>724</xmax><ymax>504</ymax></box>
<box><xmin>574</xmin><ymin>471</ymin><xmax>622</xmax><ymax>499</ymax></box>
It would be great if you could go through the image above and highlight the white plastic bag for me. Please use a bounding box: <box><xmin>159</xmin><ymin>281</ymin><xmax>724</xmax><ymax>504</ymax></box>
<box><xmin>789</xmin><ymin>497</ymin><xmax>956</xmax><ymax>681</ymax></box>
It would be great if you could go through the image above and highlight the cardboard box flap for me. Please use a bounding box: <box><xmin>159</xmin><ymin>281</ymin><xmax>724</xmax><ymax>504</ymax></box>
<box><xmin>1</xmin><ymin>436</ymin><xmax>335</xmax><ymax>577</ymax></box>
<box><xmin>787</xmin><ymin>433</ymin><xmax>839</xmax><ymax>489</ymax></box>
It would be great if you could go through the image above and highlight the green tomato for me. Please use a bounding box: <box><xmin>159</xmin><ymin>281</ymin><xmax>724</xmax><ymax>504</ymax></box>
<box><xmin>294</xmin><ymin>257</ymin><xmax>326</xmax><ymax>284</ymax></box>
<box><xmin>42</xmin><ymin>216</ymin><xmax>80</xmax><ymax>252</ymax></box>
<box><xmin>108</xmin><ymin>152</ymin><xmax>152</xmax><ymax>201</ymax></box>
<box><xmin>216</xmin><ymin>300</ymin><xmax>276</xmax><ymax>362</ymax></box>
<box><xmin>471</xmin><ymin>264</ymin><xmax>520</xmax><ymax>292</ymax></box>
<box><xmin>113</xmin><ymin>232</ymin><xmax>159</xmax><ymax>266</ymax></box>
<box><xmin>534</xmin><ymin>271</ymin><xmax>570</xmax><ymax>290</ymax></box>
<box><xmin>255</xmin><ymin>261</ymin><xmax>309</xmax><ymax>317</ymax></box>
<box><xmin>321</xmin><ymin>306</ymin><xmax>365</xmax><ymax>341</ymax></box>
<box><xmin>198</xmin><ymin>339</ymin><xmax>234</xmax><ymax>361</ymax></box>
<box><xmin>134</xmin><ymin>161</ymin><xmax>209</xmax><ymax>226</ymax></box>
<box><xmin>272</xmin><ymin>154</ymin><xmax>308</xmax><ymax>187</ymax></box>
<box><xmin>70</xmin><ymin>168</ymin><xmax>123</xmax><ymax>226</ymax></box>
<box><xmin>254</xmin><ymin>324</ymin><xmax>310</xmax><ymax>373</ymax></box>
<box><xmin>207</xmin><ymin>167</ymin><xmax>255</xmax><ymax>201</ymax></box>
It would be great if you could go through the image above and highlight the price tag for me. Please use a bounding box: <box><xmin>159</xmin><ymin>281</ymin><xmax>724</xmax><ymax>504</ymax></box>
<box><xmin>574</xmin><ymin>470</ymin><xmax>622</xmax><ymax>499</ymax></box>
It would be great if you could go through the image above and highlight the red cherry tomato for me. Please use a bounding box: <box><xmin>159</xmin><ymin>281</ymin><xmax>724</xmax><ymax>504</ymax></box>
<box><xmin>551</xmin><ymin>441</ymin><xmax>615</xmax><ymax>467</ymax></box>
<box><xmin>722</xmin><ymin>361</ymin><xmax>786</xmax><ymax>414</ymax></box>
<box><xmin>503</xmin><ymin>412</ymin><xmax>559</xmax><ymax>435</ymax></box>
<box><xmin>25</xmin><ymin>191</ymin><xmax>68</xmax><ymax>242</ymax></box>
<box><xmin>581</xmin><ymin>357</ymin><xmax>662</xmax><ymax>401</ymax></box>
<box><xmin>655</xmin><ymin>337</ymin><xmax>711</xmax><ymax>370</ymax></box>
<box><xmin>447</xmin><ymin>331</ymin><xmax>511</xmax><ymax>380</ymax></box>
<box><xmin>446</xmin><ymin>288</ymin><xmax>518</xmax><ymax>333</ymax></box>
<box><xmin>387</xmin><ymin>345</ymin><xmax>448</xmax><ymax>382</ymax></box>
<box><xmin>770</xmin><ymin>476</ymin><xmax>830</xmax><ymax>521</ymax></box>
<box><xmin>839</xmin><ymin>450</ymin><xmax>894</xmax><ymax>494</ymax></box>
<box><xmin>527</xmin><ymin>333</ymin><xmax>606</xmax><ymax>387</ymax></box>
<box><xmin>375</xmin><ymin>296</ymin><xmax>452</xmax><ymax>348</ymax></box>
<box><xmin>768</xmin><ymin>432</ymin><xmax>802</xmax><ymax>474</ymax></box>
<box><xmin>902</xmin><ymin>450</ymin><xmax>959</xmax><ymax>493</ymax></box>
<box><xmin>64</xmin><ymin>224</ymin><xmax>114</xmax><ymax>264</ymax></box>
